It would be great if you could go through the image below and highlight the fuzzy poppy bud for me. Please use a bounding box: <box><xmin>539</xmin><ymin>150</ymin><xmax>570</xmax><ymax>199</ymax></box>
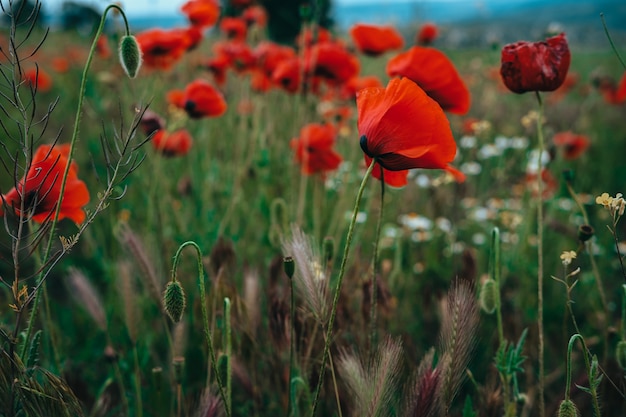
<box><xmin>500</xmin><ymin>33</ymin><xmax>570</xmax><ymax>94</ymax></box>
<box><xmin>578</xmin><ymin>224</ymin><xmax>594</xmax><ymax>243</ymax></box>
<box><xmin>163</xmin><ymin>280</ymin><xmax>186</xmax><ymax>322</ymax></box>
<box><xmin>557</xmin><ymin>399</ymin><xmax>580</xmax><ymax>417</ymax></box>
<box><xmin>616</xmin><ymin>340</ymin><xmax>626</xmax><ymax>370</ymax></box>
<box><xmin>479</xmin><ymin>278</ymin><xmax>498</xmax><ymax>314</ymax></box>
<box><xmin>283</xmin><ymin>256</ymin><xmax>295</xmax><ymax>279</ymax></box>
<box><xmin>119</xmin><ymin>35</ymin><xmax>142</xmax><ymax>78</ymax></box>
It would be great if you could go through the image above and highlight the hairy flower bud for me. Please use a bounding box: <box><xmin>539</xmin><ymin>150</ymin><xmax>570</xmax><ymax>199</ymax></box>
<box><xmin>479</xmin><ymin>278</ymin><xmax>498</xmax><ymax>314</ymax></box>
<box><xmin>119</xmin><ymin>35</ymin><xmax>142</xmax><ymax>78</ymax></box>
<box><xmin>557</xmin><ymin>399</ymin><xmax>579</xmax><ymax>417</ymax></box>
<box><xmin>164</xmin><ymin>280</ymin><xmax>186</xmax><ymax>322</ymax></box>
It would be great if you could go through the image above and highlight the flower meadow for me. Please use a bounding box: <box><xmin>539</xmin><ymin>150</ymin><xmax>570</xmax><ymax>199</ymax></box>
<box><xmin>1</xmin><ymin>1</ymin><xmax>626</xmax><ymax>416</ymax></box>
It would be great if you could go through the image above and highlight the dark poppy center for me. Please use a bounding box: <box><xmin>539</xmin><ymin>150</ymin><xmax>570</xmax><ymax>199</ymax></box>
<box><xmin>359</xmin><ymin>135</ymin><xmax>373</xmax><ymax>157</ymax></box>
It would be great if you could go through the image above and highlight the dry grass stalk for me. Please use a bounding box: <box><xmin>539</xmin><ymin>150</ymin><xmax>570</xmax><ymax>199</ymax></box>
<box><xmin>116</xmin><ymin>260</ymin><xmax>139</xmax><ymax>344</ymax></box>
<box><xmin>173</xmin><ymin>321</ymin><xmax>187</xmax><ymax>359</ymax></box>
<box><xmin>117</xmin><ymin>223</ymin><xmax>163</xmax><ymax>307</ymax></box>
<box><xmin>437</xmin><ymin>280</ymin><xmax>479</xmax><ymax>415</ymax></box>
<box><xmin>338</xmin><ymin>337</ymin><xmax>403</xmax><ymax>417</ymax></box>
<box><xmin>66</xmin><ymin>267</ymin><xmax>107</xmax><ymax>332</ymax></box>
<box><xmin>281</xmin><ymin>225</ymin><xmax>329</xmax><ymax>323</ymax></box>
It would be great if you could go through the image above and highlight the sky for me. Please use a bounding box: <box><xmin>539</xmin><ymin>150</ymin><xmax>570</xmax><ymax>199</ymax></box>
<box><xmin>44</xmin><ymin>0</ymin><xmax>467</xmax><ymax>16</ymax></box>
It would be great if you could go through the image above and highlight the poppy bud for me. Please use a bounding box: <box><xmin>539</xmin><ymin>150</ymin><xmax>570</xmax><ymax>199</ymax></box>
<box><xmin>578</xmin><ymin>224</ymin><xmax>594</xmax><ymax>243</ymax></box>
<box><xmin>500</xmin><ymin>33</ymin><xmax>570</xmax><ymax>94</ymax></box>
<box><xmin>283</xmin><ymin>256</ymin><xmax>295</xmax><ymax>279</ymax></box>
<box><xmin>163</xmin><ymin>280</ymin><xmax>186</xmax><ymax>322</ymax></box>
<box><xmin>119</xmin><ymin>35</ymin><xmax>142</xmax><ymax>78</ymax></box>
<box><xmin>479</xmin><ymin>278</ymin><xmax>498</xmax><ymax>314</ymax></box>
<box><xmin>557</xmin><ymin>399</ymin><xmax>579</xmax><ymax>417</ymax></box>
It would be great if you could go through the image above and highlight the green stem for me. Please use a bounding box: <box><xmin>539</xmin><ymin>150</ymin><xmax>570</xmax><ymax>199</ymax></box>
<box><xmin>133</xmin><ymin>345</ymin><xmax>143</xmax><ymax>417</ymax></box>
<box><xmin>534</xmin><ymin>91</ymin><xmax>545</xmax><ymax>417</ymax></box>
<box><xmin>600</xmin><ymin>13</ymin><xmax>626</xmax><ymax>70</ymax></box>
<box><xmin>310</xmin><ymin>159</ymin><xmax>377</xmax><ymax>417</ymax></box>
<box><xmin>288</xmin><ymin>264</ymin><xmax>296</xmax><ymax>417</ymax></box>
<box><xmin>369</xmin><ymin>172</ymin><xmax>385</xmax><ymax>352</ymax></box>
<box><xmin>223</xmin><ymin>297</ymin><xmax>232</xmax><ymax>415</ymax></box>
<box><xmin>173</xmin><ymin>241</ymin><xmax>231</xmax><ymax>417</ymax></box>
<box><xmin>491</xmin><ymin>227</ymin><xmax>504</xmax><ymax>346</ymax></box>
<box><xmin>20</xmin><ymin>4</ymin><xmax>131</xmax><ymax>359</ymax></box>
<box><xmin>566</xmin><ymin>334</ymin><xmax>602</xmax><ymax>416</ymax></box>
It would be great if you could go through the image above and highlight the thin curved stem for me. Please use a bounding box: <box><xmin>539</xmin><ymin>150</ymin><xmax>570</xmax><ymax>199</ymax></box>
<box><xmin>369</xmin><ymin>171</ymin><xmax>385</xmax><ymax>352</ymax></box>
<box><xmin>310</xmin><ymin>159</ymin><xmax>377</xmax><ymax>416</ymax></box>
<box><xmin>173</xmin><ymin>241</ymin><xmax>231</xmax><ymax>417</ymax></box>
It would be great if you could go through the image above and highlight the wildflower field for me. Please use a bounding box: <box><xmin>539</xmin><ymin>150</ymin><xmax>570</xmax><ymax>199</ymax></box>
<box><xmin>1</xmin><ymin>0</ymin><xmax>626</xmax><ymax>416</ymax></box>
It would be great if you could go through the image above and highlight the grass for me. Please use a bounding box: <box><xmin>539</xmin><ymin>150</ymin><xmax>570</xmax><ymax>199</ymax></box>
<box><xmin>1</xmin><ymin>2</ymin><xmax>626</xmax><ymax>417</ymax></box>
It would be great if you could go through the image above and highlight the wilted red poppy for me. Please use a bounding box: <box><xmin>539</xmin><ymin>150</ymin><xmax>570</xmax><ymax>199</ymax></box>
<box><xmin>136</xmin><ymin>28</ymin><xmax>190</xmax><ymax>70</ymax></box>
<box><xmin>220</xmin><ymin>17</ymin><xmax>248</xmax><ymax>41</ymax></box>
<box><xmin>181</xmin><ymin>0</ymin><xmax>220</xmax><ymax>28</ymax></box>
<box><xmin>552</xmin><ymin>131</ymin><xmax>590</xmax><ymax>160</ymax></box>
<box><xmin>242</xmin><ymin>5</ymin><xmax>267</xmax><ymax>28</ymax></box>
<box><xmin>305</xmin><ymin>41</ymin><xmax>360</xmax><ymax>86</ymax></box>
<box><xmin>349</xmin><ymin>23</ymin><xmax>404</xmax><ymax>57</ymax></box>
<box><xmin>23</xmin><ymin>67</ymin><xmax>52</xmax><ymax>92</ymax></box>
<box><xmin>500</xmin><ymin>33</ymin><xmax>570</xmax><ymax>94</ymax></box>
<box><xmin>340</xmin><ymin>75</ymin><xmax>383</xmax><ymax>100</ymax></box>
<box><xmin>290</xmin><ymin>123</ymin><xmax>342</xmax><ymax>175</ymax></box>
<box><xmin>152</xmin><ymin>129</ymin><xmax>193</xmax><ymax>156</ymax></box>
<box><xmin>0</xmin><ymin>144</ymin><xmax>90</xmax><ymax>224</ymax></box>
<box><xmin>387</xmin><ymin>47</ymin><xmax>470</xmax><ymax>114</ymax></box>
<box><xmin>140</xmin><ymin>110</ymin><xmax>166</xmax><ymax>136</ymax></box>
<box><xmin>416</xmin><ymin>22</ymin><xmax>438</xmax><ymax>45</ymax></box>
<box><xmin>357</xmin><ymin>77</ymin><xmax>464</xmax><ymax>182</ymax></box>
<box><xmin>170</xmin><ymin>79</ymin><xmax>227</xmax><ymax>119</ymax></box>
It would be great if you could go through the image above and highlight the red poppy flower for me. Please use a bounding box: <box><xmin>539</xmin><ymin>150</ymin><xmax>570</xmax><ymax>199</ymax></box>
<box><xmin>136</xmin><ymin>28</ymin><xmax>190</xmax><ymax>70</ymax></box>
<box><xmin>181</xmin><ymin>0</ymin><xmax>220</xmax><ymax>28</ymax></box>
<box><xmin>250</xmin><ymin>70</ymin><xmax>272</xmax><ymax>92</ymax></box>
<box><xmin>1</xmin><ymin>144</ymin><xmax>90</xmax><ymax>224</ymax></box>
<box><xmin>177</xmin><ymin>26</ymin><xmax>204</xmax><ymax>51</ymax></box>
<box><xmin>152</xmin><ymin>129</ymin><xmax>193</xmax><ymax>156</ymax></box>
<box><xmin>364</xmin><ymin>156</ymin><xmax>409</xmax><ymax>187</ymax></box>
<box><xmin>386</xmin><ymin>47</ymin><xmax>470</xmax><ymax>115</ymax></box>
<box><xmin>213</xmin><ymin>40</ymin><xmax>256</xmax><ymax>73</ymax></box>
<box><xmin>272</xmin><ymin>57</ymin><xmax>301</xmax><ymax>93</ymax></box>
<box><xmin>548</xmin><ymin>71</ymin><xmax>579</xmax><ymax>104</ymax></box>
<box><xmin>416</xmin><ymin>22</ymin><xmax>438</xmax><ymax>46</ymax></box>
<box><xmin>220</xmin><ymin>17</ymin><xmax>248</xmax><ymax>41</ymax></box>
<box><xmin>357</xmin><ymin>77</ymin><xmax>464</xmax><ymax>182</ymax></box>
<box><xmin>340</xmin><ymin>75</ymin><xmax>383</xmax><ymax>100</ymax></box>
<box><xmin>305</xmin><ymin>41</ymin><xmax>360</xmax><ymax>86</ymax></box>
<box><xmin>23</xmin><ymin>67</ymin><xmax>52</xmax><ymax>92</ymax></box>
<box><xmin>552</xmin><ymin>131</ymin><xmax>590</xmax><ymax>160</ymax></box>
<box><xmin>598</xmin><ymin>71</ymin><xmax>626</xmax><ymax>104</ymax></box>
<box><xmin>169</xmin><ymin>79</ymin><xmax>227</xmax><ymax>119</ymax></box>
<box><xmin>296</xmin><ymin>27</ymin><xmax>332</xmax><ymax>48</ymax></box>
<box><xmin>291</xmin><ymin>123</ymin><xmax>342</xmax><ymax>175</ymax></box>
<box><xmin>242</xmin><ymin>5</ymin><xmax>267</xmax><ymax>28</ymax></box>
<box><xmin>254</xmin><ymin>41</ymin><xmax>296</xmax><ymax>77</ymax></box>
<box><xmin>205</xmin><ymin>54</ymin><xmax>230</xmax><ymax>86</ymax></box>
<box><xmin>349</xmin><ymin>23</ymin><xmax>404</xmax><ymax>57</ymax></box>
<box><xmin>500</xmin><ymin>33</ymin><xmax>570</xmax><ymax>94</ymax></box>
<box><xmin>51</xmin><ymin>57</ymin><xmax>70</xmax><ymax>73</ymax></box>
<box><xmin>96</xmin><ymin>35</ymin><xmax>111</xmax><ymax>59</ymax></box>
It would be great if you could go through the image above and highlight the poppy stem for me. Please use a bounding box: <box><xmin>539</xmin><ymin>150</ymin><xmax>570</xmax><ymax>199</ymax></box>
<box><xmin>174</xmin><ymin>241</ymin><xmax>232</xmax><ymax>417</ymax></box>
<box><xmin>369</xmin><ymin>169</ymin><xmax>385</xmax><ymax>353</ymax></box>
<box><xmin>20</xmin><ymin>4</ymin><xmax>133</xmax><ymax>360</ymax></box>
<box><xmin>534</xmin><ymin>90</ymin><xmax>546</xmax><ymax>417</ymax></box>
<box><xmin>310</xmin><ymin>159</ymin><xmax>377</xmax><ymax>417</ymax></box>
